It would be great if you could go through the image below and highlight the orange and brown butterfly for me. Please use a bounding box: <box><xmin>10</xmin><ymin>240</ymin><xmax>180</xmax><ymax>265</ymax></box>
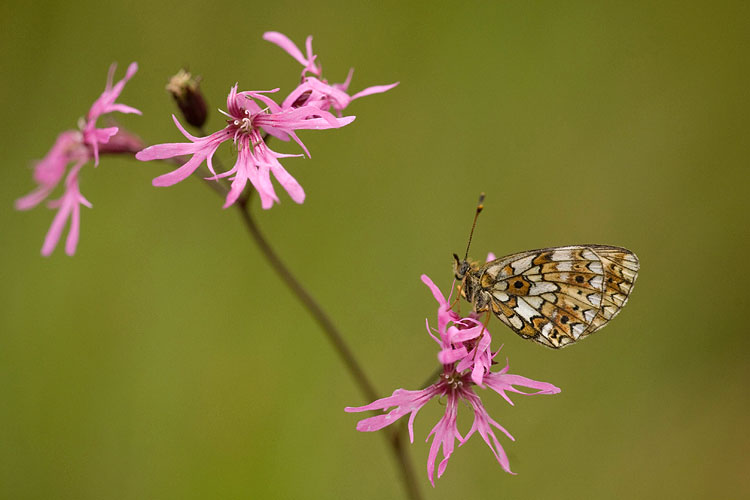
<box><xmin>452</xmin><ymin>195</ymin><xmax>639</xmax><ymax>349</ymax></box>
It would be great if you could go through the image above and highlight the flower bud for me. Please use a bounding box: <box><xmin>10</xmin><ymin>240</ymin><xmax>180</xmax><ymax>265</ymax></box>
<box><xmin>166</xmin><ymin>69</ymin><xmax>208</xmax><ymax>128</ymax></box>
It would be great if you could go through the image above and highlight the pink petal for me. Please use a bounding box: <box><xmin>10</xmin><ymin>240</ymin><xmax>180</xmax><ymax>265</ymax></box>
<box><xmin>438</xmin><ymin>346</ymin><xmax>468</xmax><ymax>364</ymax></box>
<box><xmin>107</xmin><ymin>103</ymin><xmax>142</xmax><ymax>115</ymax></box>
<box><xmin>270</xmin><ymin>164</ymin><xmax>305</xmax><ymax>204</ymax></box>
<box><xmin>421</xmin><ymin>274</ymin><xmax>448</xmax><ymax>307</ymax></box>
<box><xmin>64</xmin><ymin>201</ymin><xmax>81</xmax><ymax>256</ymax></box>
<box><xmin>16</xmin><ymin>185</ymin><xmax>54</xmax><ymax>211</ymax></box>
<box><xmin>136</xmin><ymin>141</ymin><xmax>198</xmax><ymax>161</ymax></box>
<box><xmin>338</xmin><ymin>68</ymin><xmax>354</xmax><ymax>92</ymax></box>
<box><xmin>124</xmin><ymin>61</ymin><xmax>138</xmax><ymax>80</ymax></box>
<box><xmin>350</xmin><ymin>81</ymin><xmax>400</xmax><ymax>101</ymax></box>
<box><xmin>483</xmin><ymin>365</ymin><xmax>561</xmax><ymax>406</ymax></box>
<box><xmin>151</xmin><ymin>153</ymin><xmax>208</xmax><ymax>187</ymax></box>
<box><xmin>41</xmin><ymin>203</ymin><xmax>69</xmax><ymax>256</ymax></box>
<box><xmin>426</xmin><ymin>392</ymin><xmax>461</xmax><ymax>486</ymax></box>
<box><xmin>245</xmin><ymin>91</ymin><xmax>283</xmax><ymax>114</ymax></box>
<box><xmin>304</xmin><ymin>77</ymin><xmax>352</xmax><ymax>108</ymax></box>
<box><xmin>263</xmin><ymin>31</ymin><xmax>308</xmax><ymax>67</ymax></box>
<box><xmin>461</xmin><ymin>391</ymin><xmax>515</xmax><ymax>474</ymax></box>
<box><xmin>171</xmin><ymin>114</ymin><xmax>202</xmax><ymax>142</ymax></box>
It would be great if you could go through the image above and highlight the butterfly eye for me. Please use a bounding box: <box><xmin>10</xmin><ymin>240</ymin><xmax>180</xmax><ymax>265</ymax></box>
<box><xmin>460</xmin><ymin>261</ymin><xmax>470</xmax><ymax>276</ymax></box>
<box><xmin>453</xmin><ymin>253</ymin><xmax>470</xmax><ymax>279</ymax></box>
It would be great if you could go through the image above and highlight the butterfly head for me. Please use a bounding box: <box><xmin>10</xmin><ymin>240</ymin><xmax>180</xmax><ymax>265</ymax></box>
<box><xmin>453</xmin><ymin>253</ymin><xmax>481</xmax><ymax>304</ymax></box>
<box><xmin>452</xmin><ymin>253</ymin><xmax>470</xmax><ymax>281</ymax></box>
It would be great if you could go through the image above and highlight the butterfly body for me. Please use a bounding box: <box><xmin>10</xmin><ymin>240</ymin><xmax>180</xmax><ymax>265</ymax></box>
<box><xmin>454</xmin><ymin>245</ymin><xmax>639</xmax><ymax>349</ymax></box>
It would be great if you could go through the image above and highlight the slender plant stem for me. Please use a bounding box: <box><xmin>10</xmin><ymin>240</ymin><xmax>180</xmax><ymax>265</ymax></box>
<box><xmin>235</xmin><ymin>196</ymin><xmax>380</xmax><ymax>402</ymax></box>
<box><xmin>233</xmin><ymin>196</ymin><xmax>422</xmax><ymax>500</ymax></box>
<box><xmin>175</xmin><ymin>132</ymin><xmax>423</xmax><ymax>499</ymax></box>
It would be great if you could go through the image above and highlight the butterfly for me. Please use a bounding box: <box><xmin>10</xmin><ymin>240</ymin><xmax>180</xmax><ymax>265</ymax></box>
<box><xmin>453</xmin><ymin>245</ymin><xmax>639</xmax><ymax>348</ymax></box>
<box><xmin>452</xmin><ymin>196</ymin><xmax>639</xmax><ymax>348</ymax></box>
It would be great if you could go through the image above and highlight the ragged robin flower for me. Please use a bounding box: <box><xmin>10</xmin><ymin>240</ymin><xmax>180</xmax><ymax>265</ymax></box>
<box><xmin>136</xmin><ymin>85</ymin><xmax>354</xmax><ymax>209</ymax></box>
<box><xmin>345</xmin><ymin>275</ymin><xmax>560</xmax><ymax>486</ymax></box>
<box><xmin>16</xmin><ymin>63</ymin><xmax>141</xmax><ymax>256</ymax></box>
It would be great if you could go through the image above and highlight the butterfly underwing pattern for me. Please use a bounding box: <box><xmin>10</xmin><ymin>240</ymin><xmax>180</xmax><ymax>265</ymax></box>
<box><xmin>453</xmin><ymin>245</ymin><xmax>639</xmax><ymax>349</ymax></box>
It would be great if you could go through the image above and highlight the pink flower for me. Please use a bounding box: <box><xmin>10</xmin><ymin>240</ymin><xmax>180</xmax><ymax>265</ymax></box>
<box><xmin>345</xmin><ymin>275</ymin><xmax>560</xmax><ymax>486</ymax></box>
<box><xmin>136</xmin><ymin>85</ymin><xmax>354</xmax><ymax>209</ymax></box>
<box><xmin>16</xmin><ymin>63</ymin><xmax>141</xmax><ymax>256</ymax></box>
<box><xmin>422</xmin><ymin>275</ymin><xmax>493</xmax><ymax>385</ymax></box>
<box><xmin>263</xmin><ymin>31</ymin><xmax>399</xmax><ymax>115</ymax></box>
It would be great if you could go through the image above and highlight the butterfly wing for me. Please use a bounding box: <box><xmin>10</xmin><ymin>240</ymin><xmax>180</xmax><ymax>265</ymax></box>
<box><xmin>476</xmin><ymin>245</ymin><xmax>639</xmax><ymax>348</ymax></box>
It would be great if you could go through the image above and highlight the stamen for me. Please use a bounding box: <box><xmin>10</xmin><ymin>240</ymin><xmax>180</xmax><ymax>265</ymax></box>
<box><xmin>441</xmin><ymin>371</ymin><xmax>464</xmax><ymax>390</ymax></box>
<box><xmin>238</xmin><ymin>117</ymin><xmax>253</xmax><ymax>133</ymax></box>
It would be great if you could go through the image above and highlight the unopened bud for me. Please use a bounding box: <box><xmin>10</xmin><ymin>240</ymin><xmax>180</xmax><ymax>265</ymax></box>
<box><xmin>166</xmin><ymin>69</ymin><xmax>208</xmax><ymax>128</ymax></box>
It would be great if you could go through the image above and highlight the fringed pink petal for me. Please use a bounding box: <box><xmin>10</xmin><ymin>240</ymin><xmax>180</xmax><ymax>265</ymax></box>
<box><xmin>426</xmin><ymin>392</ymin><xmax>461</xmax><ymax>487</ymax></box>
<box><xmin>151</xmin><ymin>152</ymin><xmax>208</xmax><ymax>187</ymax></box>
<box><xmin>16</xmin><ymin>185</ymin><xmax>55</xmax><ymax>211</ymax></box>
<box><xmin>106</xmin><ymin>103</ymin><xmax>142</xmax><ymax>115</ymax></box>
<box><xmin>263</xmin><ymin>31</ymin><xmax>309</xmax><ymax>67</ymax></box>
<box><xmin>270</xmin><ymin>163</ymin><xmax>305</xmax><ymax>204</ymax></box>
<box><xmin>350</xmin><ymin>81</ymin><xmax>400</xmax><ymax>101</ymax></box>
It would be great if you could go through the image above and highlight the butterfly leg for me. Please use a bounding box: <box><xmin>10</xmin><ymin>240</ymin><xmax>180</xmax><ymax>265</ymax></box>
<box><xmin>451</xmin><ymin>282</ymin><xmax>463</xmax><ymax>315</ymax></box>
<box><xmin>476</xmin><ymin>309</ymin><xmax>492</xmax><ymax>339</ymax></box>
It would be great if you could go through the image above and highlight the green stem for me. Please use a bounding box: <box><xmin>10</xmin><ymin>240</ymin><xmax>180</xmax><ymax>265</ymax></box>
<box><xmin>232</xmin><ymin>195</ymin><xmax>422</xmax><ymax>500</ymax></box>
<box><xmin>180</xmin><ymin>133</ymin><xmax>423</xmax><ymax>499</ymax></box>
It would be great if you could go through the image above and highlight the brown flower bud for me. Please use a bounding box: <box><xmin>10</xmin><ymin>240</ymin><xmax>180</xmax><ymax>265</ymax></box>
<box><xmin>166</xmin><ymin>69</ymin><xmax>208</xmax><ymax>128</ymax></box>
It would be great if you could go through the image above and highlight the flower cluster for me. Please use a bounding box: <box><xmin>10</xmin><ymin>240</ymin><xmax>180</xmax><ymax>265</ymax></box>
<box><xmin>16</xmin><ymin>63</ymin><xmax>141</xmax><ymax>256</ymax></box>
<box><xmin>346</xmin><ymin>274</ymin><xmax>561</xmax><ymax>486</ymax></box>
<box><xmin>137</xmin><ymin>32</ymin><xmax>398</xmax><ymax>209</ymax></box>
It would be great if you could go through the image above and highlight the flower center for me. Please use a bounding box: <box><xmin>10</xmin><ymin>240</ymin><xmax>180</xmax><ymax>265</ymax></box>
<box><xmin>441</xmin><ymin>371</ymin><xmax>464</xmax><ymax>390</ymax></box>
<box><xmin>232</xmin><ymin>109</ymin><xmax>254</xmax><ymax>134</ymax></box>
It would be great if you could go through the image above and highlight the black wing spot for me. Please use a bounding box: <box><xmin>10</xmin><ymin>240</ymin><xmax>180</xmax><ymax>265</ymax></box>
<box><xmin>561</xmin><ymin>315</ymin><xmax>569</xmax><ymax>324</ymax></box>
<box><xmin>573</xmin><ymin>305</ymin><xmax>580</xmax><ymax>311</ymax></box>
<box><xmin>514</xmin><ymin>280</ymin><xmax>524</xmax><ymax>289</ymax></box>
<box><xmin>575</xmin><ymin>275</ymin><xmax>585</xmax><ymax>283</ymax></box>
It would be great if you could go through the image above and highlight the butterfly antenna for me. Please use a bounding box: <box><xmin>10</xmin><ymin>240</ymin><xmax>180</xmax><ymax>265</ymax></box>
<box><xmin>463</xmin><ymin>193</ymin><xmax>485</xmax><ymax>261</ymax></box>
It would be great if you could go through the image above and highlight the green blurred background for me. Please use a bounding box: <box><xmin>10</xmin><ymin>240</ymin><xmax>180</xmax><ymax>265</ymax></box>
<box><xmin>2</xmin><ymin>1</ymin><xmax>748</xmax><ymax>498</ymax></box>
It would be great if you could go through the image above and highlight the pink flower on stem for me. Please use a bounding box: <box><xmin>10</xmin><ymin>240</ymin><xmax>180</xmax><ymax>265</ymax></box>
<box><xmin>263</xmin><ymin>31</ymin><xmax>399</xmax><ymax>115</ymax></box>
<box><xmin>136</xmin><ymin>85</ymin><xmax>354</xmax><ymax>209</ymax></box>
<box><xmin>345</xmin><ymin>275</ymin><xmax>560</xmax><ymax>486</ymax></box>
<box><xmin>16</xmin><ymin>63</ymin><xmax>141</xmax><ymax>256</ymax></box>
